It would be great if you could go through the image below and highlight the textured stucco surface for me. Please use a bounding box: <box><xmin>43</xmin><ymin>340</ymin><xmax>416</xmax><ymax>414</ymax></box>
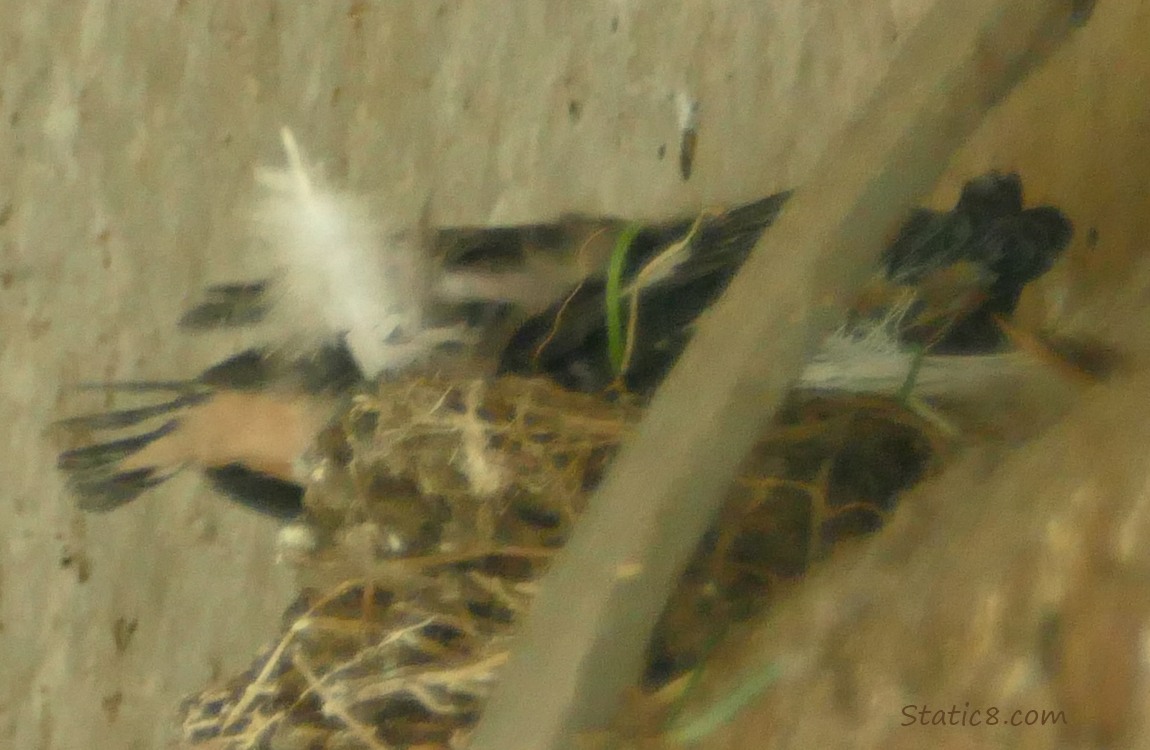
<box><xmin>1</xmin><ymin>1</ymin><xmax>1147</xmax><ymax>748</ymax></box>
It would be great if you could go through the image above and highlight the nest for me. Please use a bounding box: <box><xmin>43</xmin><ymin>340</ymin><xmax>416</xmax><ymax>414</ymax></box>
<box><xmin>177</xmin><ymin>376</ymin><xmax>946</xmax><ymax>749</ymax></box>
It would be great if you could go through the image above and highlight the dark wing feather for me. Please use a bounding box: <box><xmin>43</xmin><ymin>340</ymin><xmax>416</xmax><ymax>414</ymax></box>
<box><xmin>499</xmin><ymin>191</ymin><xmax>792</xmax><ymax>395</ymax></box>
<box><xmin>500</xmin><ymin>173</ymin><xmax>1074</xmax><ymax>389</ymax></box>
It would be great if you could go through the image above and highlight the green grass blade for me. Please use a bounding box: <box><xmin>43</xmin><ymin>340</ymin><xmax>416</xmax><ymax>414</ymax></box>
<box><xmin>606</xmin><ymin>223</ymin><xmax>644</xmax><ymax>377</ymax></box>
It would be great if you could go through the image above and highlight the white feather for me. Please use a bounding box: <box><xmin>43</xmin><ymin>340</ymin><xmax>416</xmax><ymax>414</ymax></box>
<box><xmin>799</xmin><ymin>301</ymin><xmax>1055</xmax><ymax>399</ymax></box>
<box><xmin>800</xmin><ymin>332</ymin><xmax>1047</xmax><ymax>399</ymax></box>
<box><xmin>254</xmin><ymin>128</ymin><xmax>467</xmax><ymax>378</ymax></box>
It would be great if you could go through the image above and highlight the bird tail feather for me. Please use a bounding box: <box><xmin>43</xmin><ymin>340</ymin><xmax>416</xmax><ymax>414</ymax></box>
<box><xmin>52</xmin><ymin>385</ymin><xmax>208</xmax><ymax>511</ymax></box>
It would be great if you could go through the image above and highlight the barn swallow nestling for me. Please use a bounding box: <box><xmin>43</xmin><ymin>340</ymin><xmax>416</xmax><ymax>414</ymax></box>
<box><xmin>52</xmin><ymin>132</ymin><xmax>1074</xmax><ymax>524</ymax></box>
<box><xmin>502</xmin><ymin>170</ymin><xmax>1073</xmax><ymax>395</ymax></box>
<box><xmin>49</xmin><ymin>135</ymin><xmax>1083</xmax><ymax>747</ymax></box>
<box><xmin>53</xmin><ymin>188</ymin><xmax>790</xmax><ymax>519</ymax></box>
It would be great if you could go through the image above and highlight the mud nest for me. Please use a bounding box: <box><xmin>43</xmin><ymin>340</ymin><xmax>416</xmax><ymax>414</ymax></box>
<box><xmin>177</xmin><ymin>376</ymin><xmax>946</xmax><ymax>749</ymax></box>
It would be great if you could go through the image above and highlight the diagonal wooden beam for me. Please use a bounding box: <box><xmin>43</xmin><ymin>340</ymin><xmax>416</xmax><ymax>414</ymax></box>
<box><xmin>469</xmin><ymin>2</ymin><xmax>1094</xmax><ymax>748</ymax></box>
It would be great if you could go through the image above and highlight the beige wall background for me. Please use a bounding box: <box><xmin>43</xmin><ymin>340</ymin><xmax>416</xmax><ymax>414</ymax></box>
<box><xmin>1</xmin><ymin>1</ymin><xmax>1146</xmax><ymax>748</ymax></box>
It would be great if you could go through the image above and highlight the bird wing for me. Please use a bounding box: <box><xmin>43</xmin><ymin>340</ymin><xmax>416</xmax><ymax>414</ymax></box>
<box><xmin>51</xmin><ymin>345</ymin><xmax>353</xmax><ymax>517</ymax></box>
